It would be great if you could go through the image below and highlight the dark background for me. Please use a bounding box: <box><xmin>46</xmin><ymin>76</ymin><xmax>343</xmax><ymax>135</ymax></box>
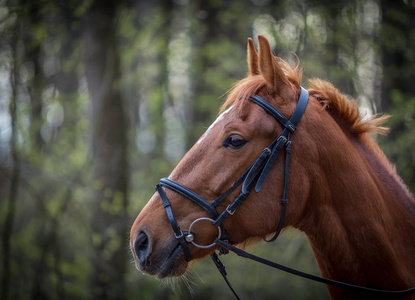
<box><xmin>0</xmin><ymin>0</ymin><xmax>414</xmax><ymax>299</ymax></box>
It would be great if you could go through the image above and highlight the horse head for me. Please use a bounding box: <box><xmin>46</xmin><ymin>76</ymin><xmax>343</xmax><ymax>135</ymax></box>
<box><xmin>130</xmin><ymin>35</ymin><xmax>310</xmax><ymax>279</ymax></box>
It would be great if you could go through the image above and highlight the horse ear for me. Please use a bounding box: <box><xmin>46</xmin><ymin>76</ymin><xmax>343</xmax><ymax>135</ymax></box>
<box><xmin>257</xmin><ymin>35</ymin><xmax>289</xmax><ymax>93</ymax></box>
<box><xmin>247</xmin><ymin>38</ymin><xmax>259</xmax><ymax>75</ymax></box>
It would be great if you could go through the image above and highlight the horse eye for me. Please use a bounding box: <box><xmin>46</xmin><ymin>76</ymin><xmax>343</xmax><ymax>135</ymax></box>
<box><xmin>222</xmin><ymin>135</ymin><xmax>247</xmax><ymax>149</ymax></box>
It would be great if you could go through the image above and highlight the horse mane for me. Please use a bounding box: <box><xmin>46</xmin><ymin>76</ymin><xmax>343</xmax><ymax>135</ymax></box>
<box><xmin>308</xmin><ymin>79</ymin><xmax>390</xmax><ymax>137</ymax></box>
<box><xmin>307</xmin><ymin>79</ymin><xmax>415</xmax><ymax>215</ymax></box>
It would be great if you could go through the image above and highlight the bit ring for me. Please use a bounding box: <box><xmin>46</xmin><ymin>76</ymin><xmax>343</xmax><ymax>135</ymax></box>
<box><xmin>187</xmin><ymin>217</ymin><xmax>221</xmax><ymax>249</ymax></box>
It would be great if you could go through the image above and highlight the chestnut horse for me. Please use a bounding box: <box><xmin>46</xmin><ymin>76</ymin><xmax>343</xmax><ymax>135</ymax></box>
<box><xmin>130</xmin><ymin>35</ymin><xmax>415</xmax><ymax>299</ymax></box>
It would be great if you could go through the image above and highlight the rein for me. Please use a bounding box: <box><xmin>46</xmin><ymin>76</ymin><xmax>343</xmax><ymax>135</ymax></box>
<box><xmin>214</xmin><ymin>239</ymin><xmax>415</xmax><ymax>298</ymax></box>
<box><xmin>155</xmin><ymin>87</ymin><xmax>415</xmax><ymax>299</ymax></box>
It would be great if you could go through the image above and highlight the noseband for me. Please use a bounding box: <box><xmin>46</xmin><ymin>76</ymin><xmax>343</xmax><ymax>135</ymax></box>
<box><xmin>155</xmin><ymin>86</ymin><xmax>415</xmax><ymax>299</ymax></box>
<box><xmin>156</xmin><ymin>86</ymin><xmax>309</xmax><ymax>262</ymax></box>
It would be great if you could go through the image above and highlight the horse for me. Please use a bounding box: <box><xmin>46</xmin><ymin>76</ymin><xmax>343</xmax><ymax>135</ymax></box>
<box><xmin>130</xmin><ymin>35</ymin><xmax>415</xmax><ymax>299</ymax></box>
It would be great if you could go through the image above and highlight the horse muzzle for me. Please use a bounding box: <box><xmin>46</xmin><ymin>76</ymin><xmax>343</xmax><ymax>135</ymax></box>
<box><xmin>131</xmin><ymin>229</ymin><xmax>188</xmax><ymax>279</ymax></box>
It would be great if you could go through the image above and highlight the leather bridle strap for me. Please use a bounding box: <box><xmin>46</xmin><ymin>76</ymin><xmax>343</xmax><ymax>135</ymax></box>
<box><xmin>215</xmin><ymin>239</ymin><xmax>415</xmax><ymax>297</ymax></box>
<box><xmin>159</xmin><ymin>178</ymin><xmax>219</xmax><ymax>218</ymax></box>
<box><xmin>211</xmin><ymin>252</ymin><xmax>241</xmax><ymax>300</ymax></box>
<box><xmin>247</xmin><ymin>87</ymin><xmax>308</xmax><ymax>241</ymax></box>
<box><xmin>156</xmin><ymin>184</ymin><xmax>193</xmax><ymax>261</ymax></box>
<box><xmin>264</xmin><ymin>137</ymin><xmax>291</xmax><ymax>242</ymax></box>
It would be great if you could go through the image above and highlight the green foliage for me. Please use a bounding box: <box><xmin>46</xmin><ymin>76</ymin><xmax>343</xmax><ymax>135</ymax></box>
<box><xmin>0</xmin><ymin>0</ymin><xmax>413</xmax><ymax>299</ymax></box>
<box><xmin>378</xmin><ymin>90</ymin><xmax>415</xmax><ymax>193</ymax></box>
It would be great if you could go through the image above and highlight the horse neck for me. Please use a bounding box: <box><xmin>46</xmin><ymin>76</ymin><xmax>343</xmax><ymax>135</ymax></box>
<box><xmin>296</xmin><ymin>131</ymin><xmax>415</xmax><ymax>295</ymax></box>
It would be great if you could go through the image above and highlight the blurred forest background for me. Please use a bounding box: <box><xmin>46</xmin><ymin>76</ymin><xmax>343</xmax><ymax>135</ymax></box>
<box><xmin>0</xmin><ymin>0</ymin><xmax>414</xmax><ymax>299</ymax></box>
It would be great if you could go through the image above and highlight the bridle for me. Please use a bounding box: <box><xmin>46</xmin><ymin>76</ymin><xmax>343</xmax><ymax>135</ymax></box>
<box><xmin>156</xmin><ymin>86</ymin><xmax>308</xmax><ymax>259</ymax></box>
<box><xmin>155</xmin><ymin>87</ymin><xmax>415</xmax><ymax>299</ymax></box>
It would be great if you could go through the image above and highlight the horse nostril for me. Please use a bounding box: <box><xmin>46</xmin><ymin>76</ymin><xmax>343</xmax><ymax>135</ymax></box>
<box><xmin>134</xmin><ymin>231</ymin><xmax>150</xmax><ymax>263</ymax></box>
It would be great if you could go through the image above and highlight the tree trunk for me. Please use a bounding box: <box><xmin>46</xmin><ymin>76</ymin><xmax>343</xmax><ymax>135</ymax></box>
<box><xmin>0</xmin><ymin>15</ymin><xmax>20</xmax><ymax>300</ymax></box>
<box><xmin>23</xmin><ymin>0</ymin><xmax>45</xmax><ymax>150</ymax></box>
<box><xmin>83</xmin><ymin>1</ymin><xmax>129</xmax><ymax>299</ymax></box>
<box><xmin>378</xmin><ymin>0</ymin><xmax>415</xmax><ymax>192</ymax></box>
<box><xmin>379</xmin><ymin>0</ymin><xmax>415</xmax><ymax>111</ymax></box>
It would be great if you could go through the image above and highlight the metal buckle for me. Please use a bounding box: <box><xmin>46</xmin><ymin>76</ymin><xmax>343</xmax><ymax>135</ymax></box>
<box><xmin>277</xmin><ymin>135</ymin><xmax>287</xmax><ymax>143</ymax></box>
<box><xmin>226</xmin><ymin>204</ymin><xmax>235</xmax><ymax>215</ymax></box>
<box><xmin>187</xmin><ymin>217</ymin><xmax>222</xmax><ymax>249</ymax></box>
<box><xmin>174</xmin><ymin>231</ymin><xmax>184</xmax><ymax>239</ymax></box>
